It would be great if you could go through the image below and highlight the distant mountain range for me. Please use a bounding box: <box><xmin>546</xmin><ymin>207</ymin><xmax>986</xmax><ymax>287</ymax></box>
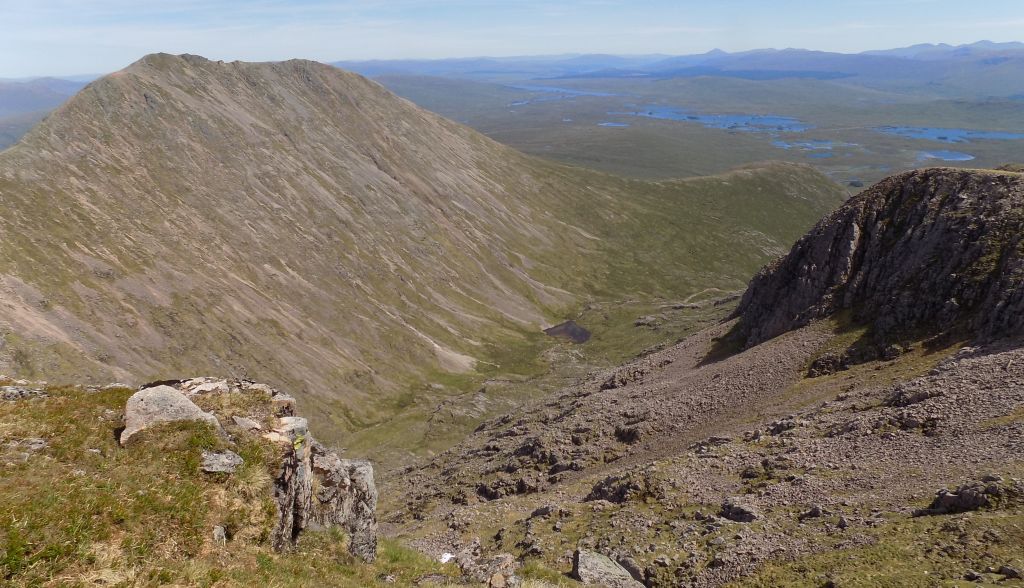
<box><xmin>333</xmin><ymin>41</ymin><xmax>1024</xmax><ymax>98</ymax></box>
<box><xmin>3</xmin><ymin>41</ymin><xmax>1022</xmax><ymax>152</ymax></box>
<box><xmin>0</xmin><ymin>77</ymin><xmax>87</xmax><ymax>117</ymax></box>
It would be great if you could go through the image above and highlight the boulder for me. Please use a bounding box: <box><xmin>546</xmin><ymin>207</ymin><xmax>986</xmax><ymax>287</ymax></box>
<box><xmin>720</xmin><ymin>498</ymin><xmax>760</xmax><ymax>522</ymax></box>
<box><xmin>455</xmin><ymin>548</ymin><xmax>520</xmax><ymax>587</ymax></box>
<box><xmin>572</xmin><ymin>550</ymin><xmax>645</xmax><ymax>587</ymax></box>
<box><xmin>271</xmin><ymin>392</ymin><xmax>296</xmax><ymax>417</ymax></box>
<box><xmin>120</xmin><ymin>385</ymin><xmax>222</xmax><ymax>445</ymax></box>
<box><xmin>232</xmin><ymin>415</ymin><xmax>262</xmax><ymax>431</ymax></box>
<box><xmin>201</xmin><ymin>450</ymin><xmax>244</xmax><ymax>474</ymax></box>
<box><xmin>1000</xmin><ymin>565</ymin><xmax>1022</xmax><ymax>580</ymax></box>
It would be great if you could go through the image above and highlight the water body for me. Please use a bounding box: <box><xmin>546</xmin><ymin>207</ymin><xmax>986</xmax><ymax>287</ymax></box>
<box><xmin>615</xmin><ymin>105</ymin><xmax>811</xmax><ymax>133</ymax></box>
<box><xmin>772</xmin><ymin>139</ymin><xmax>851</xmax><ymax>151</ymax></box>
<box><xmin>918</xmin><ymin>150</ymin><xmax>976</xmax><ymax>162</ymax></box>
<box><xmin>876</xmin><ymin>126</ymin><xmax>1024</xmax><ymax>143</ymax></box>
<box><xmin>598</xmin><ymin>122</ymin><xmax>630</xmax><ymax>128</ymax></box>
<box><xmin>544</xmin><ymin>320</ymin><xmax>591</xmax><ymax>344</ymax></box>
<box><xmin>508</xmin><ymin>85</ymin><xmax>619</xmax><ymax>97</ymax></box>
<box><xmin>507</xmin><ymin>85</ymin><xmax>620</xmax><ymax>108</ymax></box>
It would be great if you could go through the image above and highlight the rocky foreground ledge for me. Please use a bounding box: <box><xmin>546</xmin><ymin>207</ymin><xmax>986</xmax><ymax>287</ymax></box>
<box><xmin>118</xmin><ymin>377</ymin><xmax>378</xmax><ymax>561</ymax></box>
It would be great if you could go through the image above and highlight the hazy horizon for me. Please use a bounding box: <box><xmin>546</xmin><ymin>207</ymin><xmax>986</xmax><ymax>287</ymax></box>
<box><xmin>4</xmin><ymin>40</ymin><xmax>1024</xmax><ymax>81</ymax></box>
<box><xmin>2</xmin><ymin>0</ymin><xmax>1024</xmax><ymax>78</ymax></box>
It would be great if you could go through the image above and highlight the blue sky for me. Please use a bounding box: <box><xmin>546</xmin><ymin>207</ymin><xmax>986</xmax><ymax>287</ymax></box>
<box><xmin>2</xmin><ymin>0</ymin><xmax>1023</xmax><ymax>77</ymax></box>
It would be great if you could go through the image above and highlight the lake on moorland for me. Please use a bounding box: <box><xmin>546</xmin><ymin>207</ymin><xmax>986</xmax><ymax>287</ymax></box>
<box><xmin>918</xmin><ymin>150</ymin><xmax>976</xmax><ymax>162</ymax></box>
<box><xmin>614</xmin><ymin>105</ymin><xmax>812</xmax><ymax>133</ymax></box>
<box><xmin>876</xmin><ymin>126</ymin><xmax>1024</xmax><ymax>143</ymax></box>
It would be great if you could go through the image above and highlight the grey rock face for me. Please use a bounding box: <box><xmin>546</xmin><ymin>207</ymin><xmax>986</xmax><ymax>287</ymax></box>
<box><xmin>120</xmin><ymin>385</ymin><xmax>222</xmax><ymax>445</ymax></box>
<box><xmin>266</xmin><ymin>414</ymin><xmax>378</xmax><ymax>561</ymax></box>
<box><xmin>571</xmin><ymin>549</ymin><xmax>645</xmax><ymax>587</ymax></box>
<box><xmin>734</xmin><ymin>169</ymin><xmax>1024</xmax><ymax>349</ymax></box>
<box><xmin>308</xmin><ymin>442</ymin><xmax>378</xmax><ymax>562</ymax></box>
<box><xmin>201</xmin><ymin>450</ymin><xmax>244</xmax><ymax>474</ymax></box>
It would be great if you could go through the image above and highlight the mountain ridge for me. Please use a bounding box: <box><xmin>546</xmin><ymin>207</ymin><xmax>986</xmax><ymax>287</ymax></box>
<box><xmin>0</xmin><ymin>53</ymin><xmax>844</xmax><ymax>454</ymax></box>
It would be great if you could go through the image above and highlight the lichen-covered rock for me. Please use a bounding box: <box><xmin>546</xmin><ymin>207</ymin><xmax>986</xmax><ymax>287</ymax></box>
<box><xmin>734</xmin><ymin>169</ymin><xmax>1024</xmax><ymax>348</ymax></box>
<box><xmin>120</xmin><ymin>385</ymin><xmax>222</xmax><ymax>445</ymax></box>
<box><xmin>201</xmin><ymin>449</ymin><xmax>244</xmax><ymax>474</ymax></box>
<box><xmin>572</xmin><ymin>549</ymin><xmax>644</xmax><ymax>587</ymax></box>
<box><xmin>232</xmin><ymin>415</ymin><xmax>262</xmax><ymax>431</ymax></box>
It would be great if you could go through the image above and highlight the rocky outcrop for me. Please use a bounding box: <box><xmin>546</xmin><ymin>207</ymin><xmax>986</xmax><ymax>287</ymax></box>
<box><xmin>308</xmin><ymin>444</ymin><xmax>378</xmax><ymax>561</ymax></box>
<box><xmin>733</xmin><ymin>169</ymin><xmax>1024</xmax><ymax>349</ymax></box>
<box><xmin>1</xmin><ymin>384</ymin><xmax>48</xmax><ymax>401</ymax></box>
<box><xmin>913</xmin><ymin>476</ymin><xmax>1021</xmax><ymax>516</ymax></box>
<box><xmin>450</xmin><ymin>540</ymin><xmax>522</xmax><ymax>588</ymax></box>
<box><xmin>122</xmin><ymin>377</ymin><xmax>378</xmax><ymax>561</ymax></box>
<box><xmin>720</xmin><ymin>498</ymin><xmax>760</xmax><ymax>522</ymax></box>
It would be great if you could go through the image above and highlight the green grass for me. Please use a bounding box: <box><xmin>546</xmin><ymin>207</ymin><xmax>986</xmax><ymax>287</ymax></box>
<box><xmin>981</xmin><ymin>407</ymin><xmax>1024</xmax><ymax>430</ymax></box>
<box><xmin>0</xmin><ymin>384</ymin><xmax>456</xmax><ymax>587</ymax></box>
<box><xmin>734</xmin><ymin>511</ymin><xmax>1024</xmax><ymax>588</ymax></box>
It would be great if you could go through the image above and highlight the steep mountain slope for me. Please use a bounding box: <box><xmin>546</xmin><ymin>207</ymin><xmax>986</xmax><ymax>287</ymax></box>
<box><xmin>393</xmin><ymin>167</ymin><xmax>1024</xmax><ymax>586</ymax></box>
<box><xmin>0</xmin><ymin>54</ymin><xmax>844</xmax><ymax>450</ymax></box>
